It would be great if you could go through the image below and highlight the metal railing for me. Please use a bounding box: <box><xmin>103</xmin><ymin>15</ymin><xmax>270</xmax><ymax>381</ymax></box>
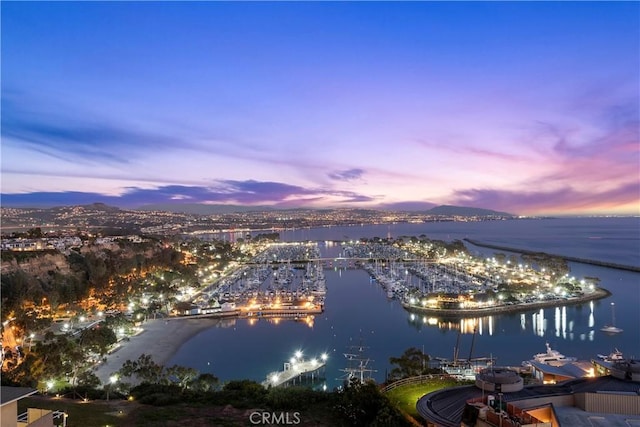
<box><xmin>17</xmin><ymin>409</ymin><xmax>67</xmax><ymax>427</ymax></box>
<box><xmin>381</xmin><ymin>374</ymin><xmax>443</xmax><ymax>393</ymax></box>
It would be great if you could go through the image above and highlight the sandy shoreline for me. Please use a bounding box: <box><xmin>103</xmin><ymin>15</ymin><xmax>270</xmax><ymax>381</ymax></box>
<box><xmin>93</xmin><ymin>317</ymin><xmax>216</xmax><ymax>384</ymax></box>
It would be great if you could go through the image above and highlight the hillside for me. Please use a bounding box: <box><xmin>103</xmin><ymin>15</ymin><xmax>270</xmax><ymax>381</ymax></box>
<box><xmin>426</xmin><ymin>205</ymin><xmax>514</xmax><ymax>217</ymax></box>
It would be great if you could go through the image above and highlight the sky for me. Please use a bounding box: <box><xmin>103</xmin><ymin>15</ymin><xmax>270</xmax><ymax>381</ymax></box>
<box><xmin>1</xmin><ymin>2</ymin><xmax>639</xmax><ymax>216</ymax></box>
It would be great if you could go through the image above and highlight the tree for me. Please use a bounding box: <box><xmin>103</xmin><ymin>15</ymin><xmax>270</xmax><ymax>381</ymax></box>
<box><xmin>190</xmin><ymin>372</ymin><xmax>219</xmax><ymax>392</ymax></box>
<box><xmin>26</xmin><ymin>228</ymin><xmax>43</xmax><ymax>238</ymax></box>
<box><xmin>118</xmin><ymin>354</ymin><xmax>166</xmax><ymax>385</ymax></box>
<box><xmin>80</xmin><ymin>326</ymin><xmax>117</xmax><ymax>357</ymax></box>
<box><xmin>333</xmin><ymin>378</ymin><xmax>409</xmax><ymax>427</ymax></box>
<box><xmin>166</xmin><ymin>365</ymin><xmax>199</xmax><ymax>391</ymax></box>
<box><xmin>77</xmin><ymin>370</ymin><xmax>101</xmax><ymax>389</ymax></box>
<box><xmin>388</xmin><ymin>347</ymin><xmax>431</xmax><ymax>380</ymax></box>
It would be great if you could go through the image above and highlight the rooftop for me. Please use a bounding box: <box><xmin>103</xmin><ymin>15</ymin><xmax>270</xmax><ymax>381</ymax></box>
<box><xmin>529</xmin><ymin>360</ymin><xmax>593</xmax><ymax>379</ymax></box>
<box><xmin>0</xmin><ymin>386</ymin><xmax>38</xmax><ymax>406</ymax></box>
<box><xmin>417</xmin><ymin>375</ymin><xmax>640</xmax><ymax>427</ymax></box>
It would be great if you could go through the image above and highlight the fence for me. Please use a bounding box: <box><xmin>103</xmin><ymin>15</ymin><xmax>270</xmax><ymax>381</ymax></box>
<box><xmin>381</xmin><ymin>374</ymin><xmax>446</xmax><ymax>393</ymax></box>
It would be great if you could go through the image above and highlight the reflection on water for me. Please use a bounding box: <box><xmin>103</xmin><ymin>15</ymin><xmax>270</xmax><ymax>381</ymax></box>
<box><xmin>408</xmin><ymin>314</ymin><xmax>497</xmax><ymax>335</ymax></box>
<box><xmin>246</xmin><ymin>316</ymin><xmax>315</xmax><ymax>328</ymax></box>
<box><xmin>407</xmin><ymin>302</ymin><xmax>604</xmax><ymax>343</ymax></box>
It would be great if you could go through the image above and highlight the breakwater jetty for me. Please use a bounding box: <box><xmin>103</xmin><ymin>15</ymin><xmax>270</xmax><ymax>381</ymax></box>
<box><xmin>464</xmin><ymin>239</ymin><xmax>640</xmax><ymax>273</ymax></box>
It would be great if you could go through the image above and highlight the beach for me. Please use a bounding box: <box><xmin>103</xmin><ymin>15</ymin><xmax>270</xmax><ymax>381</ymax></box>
<box><xmin>93</xmin><ymin>317</ymin><xmax>215</xmax><ymax>384</ymax></box>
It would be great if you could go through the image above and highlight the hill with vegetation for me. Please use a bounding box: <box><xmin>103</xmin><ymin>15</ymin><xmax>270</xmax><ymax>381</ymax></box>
<box><xmin>426</xmin><ymin>205</ymin><xmax>514</xmax><ymax>217</ymax></box>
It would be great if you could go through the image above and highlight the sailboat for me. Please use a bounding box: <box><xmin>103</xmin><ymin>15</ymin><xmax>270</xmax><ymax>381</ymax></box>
<box><xmin>600</xmin><ymin>302</ymin><xmax>623</xmax><ymax>334</ymax></box>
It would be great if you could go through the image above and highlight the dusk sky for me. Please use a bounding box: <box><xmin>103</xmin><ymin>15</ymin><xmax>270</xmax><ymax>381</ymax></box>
<box><xmin>2</xmin><ymin>2</ymin><xmax>638</xmax><ymax>216</ymax></box>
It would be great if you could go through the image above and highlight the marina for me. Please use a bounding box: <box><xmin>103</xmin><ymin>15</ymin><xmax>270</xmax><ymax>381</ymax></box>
<box><xmin>351</xmin><ymin>240</ymin><xmax>610</xmax><ymax>317</ymax></box>
<box><xmin>176</xmin><ymin>243</ymin><xmax>326</xmax><ymax>320</ymax></box>
<box><xmin>168</xmin><ymin>219</ymin><xmax>640</xmax><ymax>388</ymax></box>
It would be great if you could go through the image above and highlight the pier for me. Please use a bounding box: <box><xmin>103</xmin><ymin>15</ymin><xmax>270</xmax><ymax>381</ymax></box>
<box><xmin>263</xmin><ymin>352</ymin><xmax>328</xmax><ymax>388</ymax></box>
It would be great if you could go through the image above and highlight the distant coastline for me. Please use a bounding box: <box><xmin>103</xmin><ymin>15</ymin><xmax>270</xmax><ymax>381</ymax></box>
<box><xmin>464</xmin><ymin>238</ymin><xmax>640</xmax><ymax>273</ymax></box>
<box><xmin>402</xmin><ymin>287</ymin><xmax>611</xmax><ymax>318</ymax></box>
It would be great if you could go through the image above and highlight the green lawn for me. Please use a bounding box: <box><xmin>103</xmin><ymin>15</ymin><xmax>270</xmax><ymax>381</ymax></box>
<box><xmin>18</xmin><ymin>396</ymin><xmax>345</xmax><ymax>427</ymax></box>
<box><xmin>385</xmin><ymin>378</ymin><xmax>459</xmax><ymax>421</ymax></box>
<box><xmin>18</xmin><ymin>396</ymin><xmax>130</xmax><ymax>427</ymax></box>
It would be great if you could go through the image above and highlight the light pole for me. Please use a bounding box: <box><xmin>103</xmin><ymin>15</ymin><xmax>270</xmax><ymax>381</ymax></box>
<box><xmin>498</xmin><ymin>392</ymin><xmax>504</xmax><ymax>427</ymax></box>
<box><xmin>107</xmin><ymin>375</ymin><xmax>118</xmax><ymax>401</ymax></box>
<box><xmin>27</xmin><ymin>333</ymin><xmax>35</xmax><ymax>352</ymax></box>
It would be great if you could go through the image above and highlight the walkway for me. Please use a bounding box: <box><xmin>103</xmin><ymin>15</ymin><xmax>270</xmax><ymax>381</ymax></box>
<box><xmin>263</xmin><ymin>357</ymin><xmax>327</xmax><ymax>388</ymax></box>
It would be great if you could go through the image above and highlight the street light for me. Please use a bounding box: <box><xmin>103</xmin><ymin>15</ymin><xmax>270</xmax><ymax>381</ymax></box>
<box><xmin>270</xmin><ymin>373</ymin><xmax>279</xmax><ymax>385</ymax></box>
<box><xmin>107</xmin><ymin>375</ymin><xmax>118</xmax><ymax>401</ymax></box>
<box><xmin>24</xmin><ymin>333</ymin><xmax>36</xmax><ymax>352</ymax></box>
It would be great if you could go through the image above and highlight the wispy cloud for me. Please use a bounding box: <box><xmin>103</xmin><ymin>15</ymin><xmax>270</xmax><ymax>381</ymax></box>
<box><xmin>0</xmin><ymin>180</ymin><xmax>376</xmax><ymax>208</ymax></box>
<box><xmin>414</xmin><ymin>138</ymin><xmax>531</xmax><ymax>163</ymax></box>
<box><xmin>2</xmin><ymin>96</ymin><xmax>181</xmax><ymax>164</ymax></box>
<box><xmin>328</xmin><ymin>168</ymin><xmax>365</xmax><ymax>181</ymax></box>
<box><xmin>450</xmin><ymin>181</ymin><xmax>639</xmax><ymax>215</ymax></box>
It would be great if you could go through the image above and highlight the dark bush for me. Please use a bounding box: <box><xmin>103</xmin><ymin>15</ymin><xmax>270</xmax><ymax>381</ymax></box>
<box><xmin>266</xmin><ymin>386</ymin><xmax>328</xmax><ymax>410</ymax></box>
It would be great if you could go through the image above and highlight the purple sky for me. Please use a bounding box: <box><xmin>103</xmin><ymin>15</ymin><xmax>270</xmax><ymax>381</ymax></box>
<box><xmin>2</xmin><ymin>2</ymin><xmax>638</xmax><ymax>215</ymax></box>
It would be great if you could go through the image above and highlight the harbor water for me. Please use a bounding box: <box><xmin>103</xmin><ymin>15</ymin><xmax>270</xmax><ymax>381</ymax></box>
<box><xmin>169</xmin><ymin>217</ymin><xmax>640</xmax><ymax>388</ymax></box>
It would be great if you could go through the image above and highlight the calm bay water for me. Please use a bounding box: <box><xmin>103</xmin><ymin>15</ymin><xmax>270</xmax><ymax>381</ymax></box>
<box><xmin>170</xmin><ymin>217</ymin><xmax>640</xmax><ymax>388</ymax></box>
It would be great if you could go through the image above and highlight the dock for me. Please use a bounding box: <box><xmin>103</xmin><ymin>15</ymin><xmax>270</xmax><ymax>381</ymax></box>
<box><xmin>263</xmin><ymin>352</ymin><xmax>328</xmax><ymax>388</ymax></box>
<box><xmin>173</xmin><ymin>304</ymin><xmax>323</xmax><ymax>320</ymax></box>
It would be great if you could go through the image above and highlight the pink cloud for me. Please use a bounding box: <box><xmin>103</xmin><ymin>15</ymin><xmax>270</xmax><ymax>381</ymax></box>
<box><xmin>450</xmin><ymin>181</ymin><xmax>639</xmax><ymax>215</ymax></box>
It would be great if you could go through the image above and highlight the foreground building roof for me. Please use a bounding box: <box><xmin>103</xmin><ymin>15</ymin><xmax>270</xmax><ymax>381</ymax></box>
<box><xmin>417</xmin><ymin>375</ymin><xmax>640</xmax><ymax>427</ymax></box>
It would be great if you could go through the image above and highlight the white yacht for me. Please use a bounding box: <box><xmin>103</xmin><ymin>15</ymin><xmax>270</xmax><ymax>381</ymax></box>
<box><xmin>601</xmin><ymin>303</ymin><xmax>623</xmax><ymax>334</ymax></box>
<box><xmin>597</xmin><ymin>348</ymin><xmax>624</xmax><ymax>363</ymax></box>
<box><xmin>601</xmin><ymin>325</ymin><xmax>624</xmax><ymax>334</ymax></box>
<box><xmin>524</xmin><ymin>342</ymin><xmax>577</xmax><ymax>366</ymax></box>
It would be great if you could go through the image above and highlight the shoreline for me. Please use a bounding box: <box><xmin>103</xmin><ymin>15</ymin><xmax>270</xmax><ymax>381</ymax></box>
<box><xmin>93</xmin><ymin>317</ymin><xmax>216</xmax><ymax>384</ymax></box>
<box><xmin>402</xmin><ymin>287</ymin><xmax>611</xmax><ymax>318</ymax></box>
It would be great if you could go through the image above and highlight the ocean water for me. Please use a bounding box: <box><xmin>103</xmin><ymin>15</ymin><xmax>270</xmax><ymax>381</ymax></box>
<box><xmin>170</xmin><ymin>217</ymin><xmax>640</xmax><ymax>387</ymax></box>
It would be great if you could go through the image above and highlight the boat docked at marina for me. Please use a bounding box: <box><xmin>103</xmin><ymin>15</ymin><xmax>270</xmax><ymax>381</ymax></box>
<box><xmin>597</xmin><ymin>348</ymin><xmax>624</xmax><ymax>363</ymax></box>
<box><xmin>601</xmin><ymin>302</ymin><xmax>623</xmax><ymax>334</ymax></box>
<box><xmin>522</xmin><ymin>342</ymin><xmax>576</xmax><ymax>367</ymax></box>
<box><xmin>436</xmin><ymin>358</ymin><xmax>496</xmax><ymax>380</ymax></box>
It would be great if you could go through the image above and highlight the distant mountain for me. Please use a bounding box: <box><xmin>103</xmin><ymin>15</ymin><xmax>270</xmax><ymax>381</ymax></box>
<box><xmin>135</xmin><ymin>203</ymin><xmax>276</xmax><ymax>215</ymax></box>
<box><xmin>77</xmin><ymin>202</ymin><xmax>121</xmax><ymax>212</ymax></box>
<box><xmin>376</xmin><ymin>201</ymin><xmax>438</xmax><ymax>211</ymax></box>
<box><xmin>4</xmin><ymin>201</ymin><xmax>514</xmax><ymax>218</ymax></box>
<box><xmin>426</xmin><ymin>205</ymin><xmax>514</xmax><ymax>217</ymax></box>
<box><xmin>76</xmin><ymin>202</ymin><xmax>514</xmax><ymax>217</ymax></box>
